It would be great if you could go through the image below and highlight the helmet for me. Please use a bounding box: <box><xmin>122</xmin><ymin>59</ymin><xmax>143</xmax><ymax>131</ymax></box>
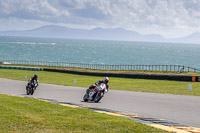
<box><xmin>34</xmin><ymin>74</ymin><xmax>38</xmax><ymax>78</ymax></box>
<box><xmin>104</xmin><ymin>77</ymin><xmax>109</xmax><ymax>83</ymax></box>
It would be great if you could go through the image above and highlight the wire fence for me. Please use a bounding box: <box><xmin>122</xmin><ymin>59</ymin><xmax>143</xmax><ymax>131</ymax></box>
<box><xmin>1</xmin><ymin>60</ymin><xmax>200</xmax><ymax>72</ymax></box>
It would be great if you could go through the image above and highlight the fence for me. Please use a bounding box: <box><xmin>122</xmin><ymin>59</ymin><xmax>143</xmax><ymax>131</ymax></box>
<box><xmin>1</xmin><ymin>60</ymin><xmax>200</xmax><ymax>72</ymax></box>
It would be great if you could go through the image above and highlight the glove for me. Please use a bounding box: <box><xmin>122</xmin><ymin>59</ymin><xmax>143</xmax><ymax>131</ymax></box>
<box><xmin>105</xmin><ymin>89</ymin><xmax>108</xmax><ymax>93</ymax></box>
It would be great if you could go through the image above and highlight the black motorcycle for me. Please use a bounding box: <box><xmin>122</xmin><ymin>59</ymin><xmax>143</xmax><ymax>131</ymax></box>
<box><xmin>26</xmin><ymin>80</ymin><xmax>38</xmax><ymax>95</ymax></box>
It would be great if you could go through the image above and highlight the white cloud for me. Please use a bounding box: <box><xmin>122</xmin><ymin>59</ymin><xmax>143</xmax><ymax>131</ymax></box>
<box><xmin>0</xmin><ymin>17</ymin><xmax>51</xmax><ymax>31</ymax></box>
<box><xmin>0</xmin><ymin>0</ymin><xmax>200</xmax><ymax>38</ymax></box>
<box><xmin>0</xmin><ymin>0</ymin><xmax>69</xmax><ymax>19</ymax></box>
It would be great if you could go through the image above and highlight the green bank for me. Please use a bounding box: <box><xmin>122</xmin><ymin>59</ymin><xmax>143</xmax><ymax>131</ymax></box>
<box><xmin>0</xmin><ymin>94</ymin><xmax>168</xmax><ymax>133</ymax></box>
<box><xmin>0</xmin><ymin>69</ymin><xmax>200</xmax><ymax>96</ymax></box>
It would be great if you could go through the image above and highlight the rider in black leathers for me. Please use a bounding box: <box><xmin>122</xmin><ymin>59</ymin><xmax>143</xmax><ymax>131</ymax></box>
<box><xmin>86</xmin><ymin>77</ymin><xmax>109</xmax><ymax>94</ymax></box>
<box><xmin>27</xmin><ymin>74</ymin><xmax>39</xmax><ymax>90</ymax></box>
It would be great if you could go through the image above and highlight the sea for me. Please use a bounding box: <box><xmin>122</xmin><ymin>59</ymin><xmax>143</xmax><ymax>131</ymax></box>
<box><xmin>0</xmin><ymin>36</ymin><xmax>200</xmax><ymax>69</ymax></box>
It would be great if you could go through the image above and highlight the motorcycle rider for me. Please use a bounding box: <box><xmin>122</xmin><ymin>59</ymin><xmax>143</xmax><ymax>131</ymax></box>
<box><xmin>86</xmin><ymin>77</ymin><xmax>109</xmax><ymax>94</ymax></box>
<box><xmin>27</xmin><ymin>74</ymin><xmax>39</xmax><ymax>90</ymax></box>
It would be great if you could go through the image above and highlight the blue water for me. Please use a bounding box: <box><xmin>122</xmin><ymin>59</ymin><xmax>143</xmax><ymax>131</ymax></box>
<box><xmin>0</xmin><ymin>36</ymin><xmax>200</xmax><ymax>69</ymax></box>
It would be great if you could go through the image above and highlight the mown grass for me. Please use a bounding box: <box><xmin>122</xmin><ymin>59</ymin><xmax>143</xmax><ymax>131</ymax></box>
<box><xmin>1</xmin><ymin>69</ymin><xmax>200</xmax><ymax>96</ymax></box>
<box><xmin>0</xmin><ymin>94</ymin><xmax>169</xmax><ymax>133</ymax></box>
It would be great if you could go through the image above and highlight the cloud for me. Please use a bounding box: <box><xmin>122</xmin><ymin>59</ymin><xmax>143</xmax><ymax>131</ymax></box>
<box><xmin>0</xmin><ymin>0</ymin><xmax>69</xmax><ymax>20</ymax></box>
<box><xmin>0</xmin><ymin>0</ymin><xmax>200</xmax><ymax>38</ymax></box>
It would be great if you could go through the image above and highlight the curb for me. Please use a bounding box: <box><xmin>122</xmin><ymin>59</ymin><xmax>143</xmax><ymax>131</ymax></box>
<box><xmin>1</xmin><ymin>93</ymin><xmax>199</xmax><ymax>133</ymax></box>
<box><xmin>38</xmin><ymin>98</ymin><xmax>200</xmax><ymax>133</ymax></box>
<box><xmin>0</xmin><ymin>65</ymin><xmax>43</xmax><ymax>71</ymax></box>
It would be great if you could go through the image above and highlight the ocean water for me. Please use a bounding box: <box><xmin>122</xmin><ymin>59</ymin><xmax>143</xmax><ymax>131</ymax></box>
<box><xmin>0</xmin><ymin>36</ymin><xmax>200</xmax><ymax>69</ymax></box>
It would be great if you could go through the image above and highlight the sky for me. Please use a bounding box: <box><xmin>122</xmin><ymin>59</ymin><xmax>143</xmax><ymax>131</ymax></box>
<box><xmin>0</xmin><ymin>0</ymin><xmax>200</xmax><ymax>38</ymax></box>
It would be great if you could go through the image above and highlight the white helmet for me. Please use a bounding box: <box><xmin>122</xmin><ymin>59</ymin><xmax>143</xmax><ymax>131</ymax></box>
<box><xmin>104</xmin><ymin>77</ymin><xmax>109</xmax><ymax>83</ymax></box>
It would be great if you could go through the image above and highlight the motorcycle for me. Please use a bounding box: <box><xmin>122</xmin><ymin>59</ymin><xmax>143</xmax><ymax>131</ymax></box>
<box><xmin>83</xmin><ymin>83</ymin><xmax>108</xmax><ymax>102</ymax></box>
<box><xmin>26</xmin><ymin>80</ymin><xmax>38</xmax><ymax>95</ymax></box>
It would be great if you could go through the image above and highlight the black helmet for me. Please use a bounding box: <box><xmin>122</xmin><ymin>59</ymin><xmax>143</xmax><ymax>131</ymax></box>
<box><xmin>34</xmin><ymin>74</ymin><xmax>38</xmax><ymax>78</ymax></box>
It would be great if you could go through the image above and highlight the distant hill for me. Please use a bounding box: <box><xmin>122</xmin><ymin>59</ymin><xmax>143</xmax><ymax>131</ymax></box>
<box><xmin>169</xmin><ymin>32</ymin><xmax>200</xmax><ymax>44</ymax></box>
<box><xmin>0</xmin><ymin>25</ymin><xmax>200</xmax><ymax>44</ymax></box>
<box><xmin>0</xmin><ymin>25</ymin><xmax>164</xmax><ymax>42</ymax></box>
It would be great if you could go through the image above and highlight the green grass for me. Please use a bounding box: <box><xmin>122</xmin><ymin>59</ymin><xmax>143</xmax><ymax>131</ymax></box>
<box><xmin>0</xmin><ymin>94</ymin><xmax>169</xmax><ymax>133</ymax></box>
<box><xmin>1</xmin><ymin>69</ymin><xmax>200</xmax><ymax>96</ymax></box>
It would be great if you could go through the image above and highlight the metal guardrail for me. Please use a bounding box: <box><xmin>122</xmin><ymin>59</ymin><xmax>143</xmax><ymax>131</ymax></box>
<box><xmin>0</xmin><ymin>60</ymin><xmax>200</xmax><ymax>72</ymax></box>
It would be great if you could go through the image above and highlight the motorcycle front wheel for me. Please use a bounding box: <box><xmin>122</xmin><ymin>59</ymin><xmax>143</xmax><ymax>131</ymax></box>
<box><xmin>83</xmin><ymin>94</ymin><xmax>88</xmax><ymax>102</ymax></box>
<box><xmin>26</xmin><ymin>88</ymin><xmax>30</xmax><ymax>95</ymax></box>
<box><xmin>30</xmin><ymin>87</ymin><xmax>34</xmax><ymax>95</ymax></box>
<box><xmin>26</xmin><ymin>86</ymin><xmax>30</xmax><ymax>95</ymax></box>
<box><xmin>94</xmin><ymin>92</ymin><xmax>103</xmax><ymax>102</ymax></box>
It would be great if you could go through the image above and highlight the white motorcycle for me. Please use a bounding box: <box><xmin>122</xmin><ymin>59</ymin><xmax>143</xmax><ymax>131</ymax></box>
<box><xmin>83</xmin><ymin>83</ymin><xmax>108</xmax><ymax>102</ymax></box>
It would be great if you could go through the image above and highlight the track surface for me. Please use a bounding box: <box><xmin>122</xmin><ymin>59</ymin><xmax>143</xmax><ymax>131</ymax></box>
<box><xmin>0</xmin><ymin>78</ymin><xmax>200</xmax><ymax>127</ymax></box>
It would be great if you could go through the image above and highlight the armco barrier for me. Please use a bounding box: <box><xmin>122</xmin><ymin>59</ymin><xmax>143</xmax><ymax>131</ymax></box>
<box><xmin>0</xmin><ymin>66</ymin><xmax>43</xmax><ymax>71</ymax></box>
<box><xmin>1</xmin><ymin>60</ymin><xmax>200</xmax><ymax>72</ymax></box>
<box><xmin>1</xmin><ymin>66</ymin><xmax>198</xmax><ymax>82</ymax></box>
<box><xmin>43</xmin><ymin>68</ymin><xmax>199</xmax><ymax>82</ymax></box>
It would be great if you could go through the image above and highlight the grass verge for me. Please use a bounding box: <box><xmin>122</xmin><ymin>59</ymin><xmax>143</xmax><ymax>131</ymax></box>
<box><xmin>0</xmin><ymin>94</ymin><xmax>169</xmax><ymax>133</ymax></box>
<box><xmin>1</xmin><ymin>69</ymin><xmax>200</xmax><ymax>96</ymax></box>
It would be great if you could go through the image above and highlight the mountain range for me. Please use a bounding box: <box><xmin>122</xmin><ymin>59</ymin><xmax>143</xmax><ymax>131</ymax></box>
<box><xmin>0</xmin><ymin>25</ymin><xmax>200</xmax><ymax>44</ymax></box>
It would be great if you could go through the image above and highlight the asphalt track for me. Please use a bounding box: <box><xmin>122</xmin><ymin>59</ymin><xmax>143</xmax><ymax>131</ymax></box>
<box><xmin>0</xmin><ymin>78</ymin><xmax>200</xmax><ymax>128</ymax></box>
